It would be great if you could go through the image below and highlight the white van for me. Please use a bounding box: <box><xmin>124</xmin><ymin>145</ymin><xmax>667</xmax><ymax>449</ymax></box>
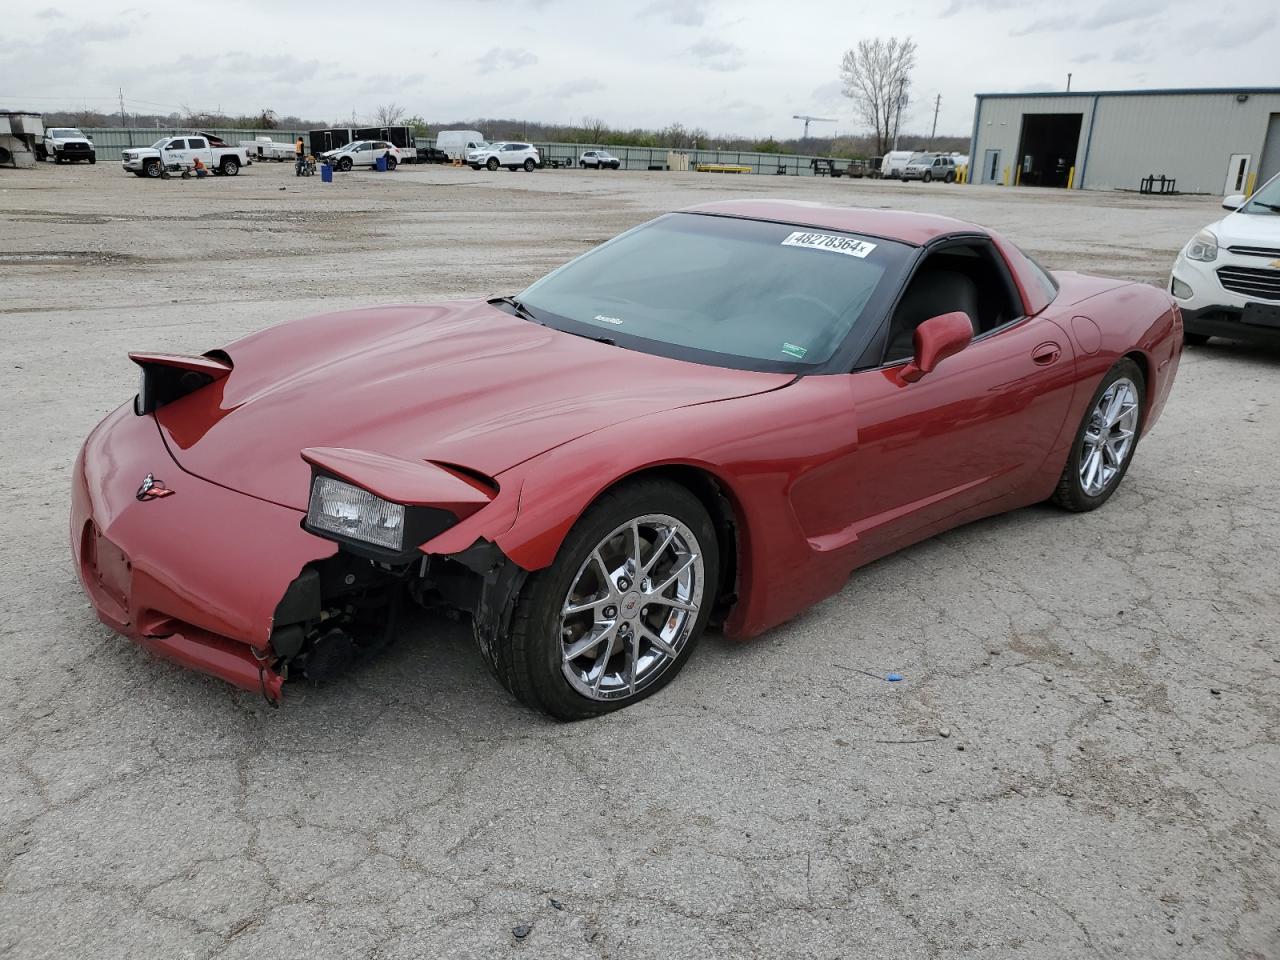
<box><xmin>879</xmin><ymin>150</ymin><xmax>917</xmax><ymax>179</ymax></box>
<box><xmin>434</xmin><ymin>130</ymin><xmax>487</xmax><ymax>160</ymax></box>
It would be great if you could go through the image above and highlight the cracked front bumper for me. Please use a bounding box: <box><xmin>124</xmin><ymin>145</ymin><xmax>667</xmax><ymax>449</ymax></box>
<box><xmin>70</xmin><ymin>403</ymin><xmax>337</xmax><ymax>700</ymax></box>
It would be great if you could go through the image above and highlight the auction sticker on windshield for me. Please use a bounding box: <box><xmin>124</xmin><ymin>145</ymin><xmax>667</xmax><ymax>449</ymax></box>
<box><xmin>781</xmin><ymin>232</ymin><xmax>877</xmax><ymax>258</ymax></box>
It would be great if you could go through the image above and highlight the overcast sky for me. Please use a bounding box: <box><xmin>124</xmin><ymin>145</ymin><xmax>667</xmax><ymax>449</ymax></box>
<box><xmin>2</xmin><ymin>0</ymin><xmax>1275</xmax><ymax>138</ymax></box>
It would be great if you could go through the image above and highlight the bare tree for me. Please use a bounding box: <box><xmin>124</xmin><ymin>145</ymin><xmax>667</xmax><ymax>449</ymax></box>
<box><xmin>839</xmin><ymin>36</ymin><xmax>918</xmax><ymax>157</ymax></box>
<box><xmin>375</xmin><ymin>102</ymin><xmax>406</xmax><ymax>126</ymax></box>
<box><xmin>581</xmin><ymin>115</ymin><xmax>608</xmax><ymax>143</ymax></box>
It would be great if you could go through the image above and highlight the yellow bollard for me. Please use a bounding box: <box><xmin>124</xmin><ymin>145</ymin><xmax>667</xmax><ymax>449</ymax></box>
<box><xmin>1002</xmin><ymin>166</ymin><xmax>1009</xmax><ymax>186</ymax></box>
<box><xmin>1067</xmin><ymin>166</ymin><xmax>1075</xmax><ymax>189</ymax></box>
<box><xmin>1246</xmin><ymin>171</ymin><xmax>1258</xmax><ymax>196</ymax></box>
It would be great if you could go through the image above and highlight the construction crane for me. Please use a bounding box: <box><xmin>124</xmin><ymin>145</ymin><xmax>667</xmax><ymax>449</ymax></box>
<box><xmin>793</xmin><ymin>114</ymin><xmax>837</xmax><ymax>138</ymax></box>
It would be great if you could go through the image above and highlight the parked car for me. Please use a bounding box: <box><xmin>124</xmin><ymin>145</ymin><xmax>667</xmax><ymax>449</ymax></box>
<box><xmin>468</xmin><ymin>141</ymin><xmax>540</xmax><ymax>171</ymax></box>
<box><xmin>72</xmin><ymin>200</ymin><xmax>1181</xmax><ymax>718</ymax></box>
<box><xmin>322</xmin><ymin>140</ymin><xmax>402</xmax><ymax>171</ymax></box>
<box><xmin>1170</xmin><ymin>171</ymin><xmax>1280</xmax><ymax>347</ymax></box>
<box><xmin>580</xmin><ymin>150</ymin><xmax>621</xmax><ymax>169</ymax></box>
<box><xmin>40</xmin><ymin>127</ymin><xmax>95</xmax><ymax>164</ymax></box>
<box><xmin>902</xmin><ymin>154</ymin><xmax>958</xmax><ymax>183</ymax></box>
<box><xmin>434</xmin><ymin>129</ymin><xmax>488</xmax><ymax>161</ymax></box>
<box><xmin>120</xmin><ymin>136</ymin><xmax>250</xmax><ymax>178</ymax></box>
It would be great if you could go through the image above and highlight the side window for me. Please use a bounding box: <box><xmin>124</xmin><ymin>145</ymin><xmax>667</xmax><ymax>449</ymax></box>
<box><xmin>167</xmin><ymin>139</ymin><xmax>187</xmax><ymax>150</ymax></box>
<box><xmin>881</xmin><ymin>242</ymin><xmax>1024</xmax><ymax>364</ymax></box>
<box><xmin>188</xmin><ymin>138</ymin><xmax>207</xmax><ymax>150</ymax></box>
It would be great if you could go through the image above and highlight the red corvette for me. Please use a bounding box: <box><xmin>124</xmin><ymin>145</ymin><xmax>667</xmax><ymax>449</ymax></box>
<box><xmin>71</xmin><ymin>201</ymin><xmax>1182</xmax><ymax>718</ymax></box>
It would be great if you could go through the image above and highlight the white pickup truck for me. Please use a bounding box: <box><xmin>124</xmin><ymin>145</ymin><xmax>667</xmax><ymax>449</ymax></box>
<box><xmin>121</xmin><ymin>136</ymin><xmax>251</xmax><ymax>178</ymax></box>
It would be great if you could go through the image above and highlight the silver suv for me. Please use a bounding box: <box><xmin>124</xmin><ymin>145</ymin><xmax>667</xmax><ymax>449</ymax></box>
<box><xmin>468</xmin><ymin>141</ymin><xmax>541</xmax><ymax>172</ymax></box>
<box><xmin>902</xmin><ymin>154</ymin><xmax>957</xmax><ymax>183</ymax></box>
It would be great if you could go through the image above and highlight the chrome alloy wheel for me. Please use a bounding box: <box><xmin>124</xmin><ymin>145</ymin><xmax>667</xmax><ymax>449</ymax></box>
<box><xmin>1080</xmin><ymin>376</ymin><xmax>1139</xmax><ymax>496</ymax></box>
<box><xmin>559</xmin><ymin>514</ymin><xmax>704</xmax><ymax>701</ymax></box>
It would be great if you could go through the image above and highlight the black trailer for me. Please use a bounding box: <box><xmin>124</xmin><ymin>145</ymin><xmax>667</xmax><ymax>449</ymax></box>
<box><xmin>355</xmin><ymin>126</ymin><xmax>414</xmax><ymax>150</ymax></box>
<box><xmin>309</xmin><ymin>128</ymin><xmax>356</xmax><ymax>156</ymax></box>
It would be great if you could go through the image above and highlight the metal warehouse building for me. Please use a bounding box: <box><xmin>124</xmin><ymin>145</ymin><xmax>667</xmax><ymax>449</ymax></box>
<box><xmin>967</xmin><ymin>86</ymin><xmax>1280</xmax><ymax>195</ymax></box>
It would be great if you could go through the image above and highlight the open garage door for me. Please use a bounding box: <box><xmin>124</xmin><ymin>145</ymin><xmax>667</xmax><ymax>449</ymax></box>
<box><xmin>1015</xmin><ymin>113</ymin><xmax>1082</xmax><ymax>188</ymax></box>
<box><xmin>1258</xmin><ymin>113</ymin><xmax>1280</xmax><ymax>189</ymax></box>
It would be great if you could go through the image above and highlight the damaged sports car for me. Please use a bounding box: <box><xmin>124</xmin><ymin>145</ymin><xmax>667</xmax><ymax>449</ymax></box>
<box><xmin>71</xmin><ymin>201</ymin><xmax>1183</xmax><ymax>718</ymax></box>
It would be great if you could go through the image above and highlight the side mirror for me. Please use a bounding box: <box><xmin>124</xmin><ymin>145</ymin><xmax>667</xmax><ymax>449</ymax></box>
<box><xmin>900</xmin><ymin>312</ymin><xmax>973</xmax><ymax>383</ymax></box>
<box><xmin>1222</xmin><ymin>193</ymin><xmax>1246</xmax><ymax>211</ymax></box>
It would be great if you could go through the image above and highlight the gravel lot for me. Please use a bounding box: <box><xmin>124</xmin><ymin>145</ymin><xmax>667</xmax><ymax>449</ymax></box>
<box><xmin>2</xmin><ymin>162</ymin><xmax>1277</xmax><ymax>960</ymax></box>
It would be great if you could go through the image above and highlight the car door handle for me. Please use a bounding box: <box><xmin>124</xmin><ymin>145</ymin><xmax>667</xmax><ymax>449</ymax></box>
<box><xmin>1032</xmin><ymin>342</ymin><xmax>1061</xmax><ymax>365</ymax></box>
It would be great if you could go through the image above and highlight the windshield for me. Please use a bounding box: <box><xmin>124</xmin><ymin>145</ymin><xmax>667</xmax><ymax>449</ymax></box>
<box><xmin>150</xmin><ymin>138</ymin><xmax>169</xmax><ymax>148</ymax></box>
<box><xmin>1241</xmin><ymin>174</ymin><xmax>1280</xmax><ymax>215</ymax></box>
<box><xmin>518</xmin><ymin>213</ymin><xmax>910</xmax><ymax>371</ymax></box>
<box><xmin>50</xmin><ymin>128</ymin><xmax>84</xmax><ymax>138</ymax></box>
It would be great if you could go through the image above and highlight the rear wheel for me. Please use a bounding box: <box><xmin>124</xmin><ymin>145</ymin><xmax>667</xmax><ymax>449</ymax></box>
<box><xmin>1051</xmin><ymin>359</ymin><xmax>1145</xmax><ymax>512</ymax></box>
<box><xmin>944</xmin><ymin>170</ymin><xmax>955</xmax><ymax>183</ymax></box>
<box><xmin>1183</xmin><ymin>332</ymin><xmax>1210</xmax><ymax>346</ymax></box>
<box><xmin>221</xmin><ymin>158</ymin><xmax>240</xmax><ymax>176</ymax></box>
<box><xmin>486</xmin><ymin>480</ymin><xmax>719</xmax><ymax>720</ymax></box>
<box><xmin>524</xmin><ymin>158</ymin><xmax>535</xmax><ymax>172</ymax></box>
<box><xmin>386</xmin><ymin>157</ymin><xmax>398</xmax><ymax>170</ymax></box>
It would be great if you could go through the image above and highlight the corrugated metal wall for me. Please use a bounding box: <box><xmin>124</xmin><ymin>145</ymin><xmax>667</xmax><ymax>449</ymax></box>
<box><xmin>83</xmin><ymin>128</ymin><xmax>853</xmax><ymax>176</ymax></box>
<box><xmin>970</xmin><ymin>91</ymin><xmax>1280</xmax><ymax>195</ymax></box>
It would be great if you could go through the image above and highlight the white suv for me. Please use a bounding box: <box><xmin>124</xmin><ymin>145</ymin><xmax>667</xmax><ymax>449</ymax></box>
<box><xmin>579</xmin><ymin>150</ymin><xmax>620</xmax><ymax>170</ymax></box>
<box><xmin>468</xmin><ymin>141</ymin><xmax>540</xmax><ymax>172</ymax></box>
<box><xmin>322</xmin><ymin>140</ymin><xmax>402</xmax><ymax>171</ymax></box>
<box><xmin>1170</xmin><ymin>171</ymin><xmax>1280</xmax><ymax>347</ymax></box>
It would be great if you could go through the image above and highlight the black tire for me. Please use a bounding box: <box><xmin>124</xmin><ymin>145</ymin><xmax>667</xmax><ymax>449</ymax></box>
<box><xmin>486</xmin><ymin>157</ymin><xmax>499</xmax><ymax>171</ymax></box>
<box><xmin>611</xmin><ymin>163</ymin><xmax>620</xmax><ymax>170</ymax></box>
<box><xmin>221</xmin><ymin>158</ymin><xmax>239</xmax><ymax>176</ymax></box>
<box><xmin>88</xmin><ymin>155</ymin><xmax>96</xmax><ymax>165</ymax></box>
<box><xmin>144</xmin><ymin>159</ymin><xmax>161</xmax><ymax>178</ymax></box>
<box><xmin>944</xmin><ymin>171</ymin><xmax>954</xmax><ymax>183</ymax></box>
<box><xmin>487</xmin><ymin>479</ymin><xmax>720</xmax><ymax>720</ymax></box>
<box><xmin>386</xmin><ymin>157</ymin><xmax>397</xmax><ymax>171</ymax></box>
<box><xmin>523</xmin><ymin>158</ymin><xmax>536</xmax><ymax>172</ymax></box>
<box><xmin>338</xmin><ymin>157</ymin><xmax>353</xmax><ymax>171</ymax></box>
<box><xmin>54</xmin><ymin>153</ymin><xmax>64</xmax><ymax>164</ymax></box>
<box><xmin>1183</xmin><ymin>332</ymin><xmax>1210</xmax><ymax>346</ymax></box>
<box><xmin>580</xmin><ymin>160</ymin><xmax>588</xmax><ymax>168</ymax></box>
<box><xmin>1050</xmin><ymin>358</ymin><xmax>1145</xmax><ymax>512</ymax></box>
<box><xmin>923</xmin><ymin>170</ymin><xmax>933</xmax><ymax>182</ymax></box>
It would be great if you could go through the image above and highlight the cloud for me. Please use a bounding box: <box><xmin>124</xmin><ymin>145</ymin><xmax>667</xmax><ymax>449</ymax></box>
<box><xmin>1012</xmin><ymin>1</ymin><xmax>1163</xmax><ymax>35</ymax></box>
<box><xmin>1178</xmin><ymin>14</ymin><xmax>1275</xmax><ymax>48</ymax></box>
<box><xmin>941</xmin><ymin>0</ymin><xmax>1024</xmax><ymax>17</ymax></box>
<box><xmin>35</xmin><ymin>6</ymin><xmax>63</xmax><ymax>18</ymax></box>
<box><xmin>686</xmin><ymin>37</ymin><xmax>744</xmax><ymax>72</ymax></box>
<box><xmin>550</xmin><ymin>78</ymin><xmax>606</xmax><ymax>99</ymax></box>
<box><xmin>640</xmin><ymin>0</ymin><xmax>712</xmax><ymax>26</ymax></box>
<box><xmin>1110</xmin><ymin>42</ymin><xmax>1151</xmax><ymax>63</ymax></box>
<box><xmin>1070</xmin><ymin>52</ymin><xmax>1100</xmax><ymax>64</ymax></box>
<box><xmin>472</xmin><ymin>46</ymin><xmax>538</xmax><ymax>68</ymax></box>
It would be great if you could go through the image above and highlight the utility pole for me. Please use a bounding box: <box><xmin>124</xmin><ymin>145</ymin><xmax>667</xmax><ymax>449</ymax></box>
<box><xmin>930</xmin><ymin>94</ymin><xmax>941</xmax><ymax>144</ymax></box>
<box><xmin>118</xmin><ymin>88</ymin><xmax>127</xmax><ymax>128</ymax></box>
<box><xmin>892</xmin><ymin>78</ymin><xmax>907</xmax><ymax>151</ymax></box>
<box><xmin>1067</xmin><ymin>72</ymin><xmax>1072</xmax><ymax>92</ymax></box>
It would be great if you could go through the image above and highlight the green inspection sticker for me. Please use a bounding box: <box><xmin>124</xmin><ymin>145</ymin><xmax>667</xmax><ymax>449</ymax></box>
<box><xmin>781</xmin><ymin>342</ymin><xmax>808</xmax><ymax>359</ymax></box>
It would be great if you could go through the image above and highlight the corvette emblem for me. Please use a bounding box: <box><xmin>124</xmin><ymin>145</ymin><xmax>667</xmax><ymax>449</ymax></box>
<box><xmin>136</xmin><ymin>473</ymin><xmax>174</xmax><ymax>501</ymax></box>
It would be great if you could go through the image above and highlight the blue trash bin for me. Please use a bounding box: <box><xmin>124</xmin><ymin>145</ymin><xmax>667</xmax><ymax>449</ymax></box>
<box><xmin>320</xmin><ymin>163</ymin><xmax>333</xmax><ymax>183</ymax></box>
<box><xmin>375</xmin><ymin>156</ymin><xmax>388</xmax><ymax>173</ymax></box>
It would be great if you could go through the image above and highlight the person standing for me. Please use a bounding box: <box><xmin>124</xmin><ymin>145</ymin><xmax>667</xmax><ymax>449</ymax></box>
<box><xmin>295</xmin><ymin>136</ymin><xmax>306</xmax><ymax>176</ymax></box>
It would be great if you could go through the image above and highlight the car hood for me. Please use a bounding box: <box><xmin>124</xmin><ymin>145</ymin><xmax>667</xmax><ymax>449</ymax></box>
<box><xmin>1214</xmin><ymin>211</ymin><xmax>1280</xmax><ymax>247</ymax></box>
<box><xmin>155</xmin><ymin>300</ymin><xmax>792</xmax><ymax>511</ymax></box>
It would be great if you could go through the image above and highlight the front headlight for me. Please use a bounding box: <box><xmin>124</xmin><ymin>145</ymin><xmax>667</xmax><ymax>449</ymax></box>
<box><xmin>306</xmin><ymin>476</ymin><xmax>405</xmax><ymax>551</ymax></box>
<box><xmin>1185</xmin><ymin>229</ymin><xmax>1218</xmax><ymax>262</ymax></box>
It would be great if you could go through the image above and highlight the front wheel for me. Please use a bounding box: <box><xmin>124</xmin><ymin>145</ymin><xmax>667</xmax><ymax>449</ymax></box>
<box><xmin>486</xmin><ymin>157</ymin><xmax>499</xmax><ymax>171</ymax></box>
<box><xmin>1051</xmin><ymin>359</ymin><xmax>1145</xmax><ymax>512</ymax></box>
<box><xmin>922</xmin><ymin>170</ymin><xmax>933</xmax><ymax>182</ymax></box>
<box><xmin>338</xmin><ymin>157</ymin><xmax>353</xmax><ymax>171</ymax></box>
<box><xmin>486</xmin><ymin>480</ymin><xmax>719</xmax><ymax>719</ymax></box>
<box><xmin>144</xmin><ymin>160</ymin><xmax>161</xmax><ymax>178</ymax></box>
<box><xmin>88</xmin><ymin>155</ymin><xmax>97</xmax><ymax>165</ymax></box>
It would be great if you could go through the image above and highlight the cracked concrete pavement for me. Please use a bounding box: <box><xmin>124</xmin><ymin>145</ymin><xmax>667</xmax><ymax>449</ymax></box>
<box><xmin>1</xmin><ymin>163</ymin><xmax>1277</xmax><ymax>959</ymax></box>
